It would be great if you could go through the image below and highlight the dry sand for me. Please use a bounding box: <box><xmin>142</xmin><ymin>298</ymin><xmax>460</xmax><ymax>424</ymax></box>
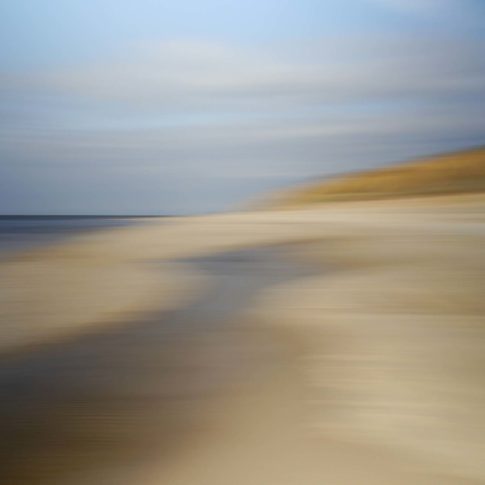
<box><xmin>254</xmin><ymin>194</ymin><xmax>485</xmax><ymax>482</ymax></box>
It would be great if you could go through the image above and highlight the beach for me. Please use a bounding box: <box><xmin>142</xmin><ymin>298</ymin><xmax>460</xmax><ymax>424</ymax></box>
<box><xmin>0</xmin><ymin>194</ymin><xmax>484</xmax><ymax>484</ymax></box>
<box><xmin>2</xmin><ymin>0</ymin><xmax>484</xmax><ymax>481</ymax></box>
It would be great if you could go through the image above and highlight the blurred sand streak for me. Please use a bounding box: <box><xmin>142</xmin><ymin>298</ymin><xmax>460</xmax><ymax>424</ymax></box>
<box><xmin>0</xmin><ymin>229</ymin><xmax>207</xmax><ymax>352</ymax></box>
<box><xmin>254</xmin><ymin>194</ymin><xmax>485</xmax><ymax>481</ymax></box>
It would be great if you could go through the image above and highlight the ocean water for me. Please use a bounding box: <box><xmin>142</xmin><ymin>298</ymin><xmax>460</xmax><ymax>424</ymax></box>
<box><xmin>0</xmin><ymin>216</ymin><xmax>147</xmax><ymax>255</ymax></box>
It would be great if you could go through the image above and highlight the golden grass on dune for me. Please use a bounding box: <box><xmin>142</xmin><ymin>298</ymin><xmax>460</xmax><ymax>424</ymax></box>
<box><xmin>267</xmin><ymin>147</ymin><xmax>485</xmax><ymax>207</ymax></box>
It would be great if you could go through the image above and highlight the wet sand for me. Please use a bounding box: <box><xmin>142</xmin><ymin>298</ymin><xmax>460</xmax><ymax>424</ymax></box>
<box><xmin>0</xmin><ymin>246</ymin><xmax>319</xmax><ymax>484</ymax></box>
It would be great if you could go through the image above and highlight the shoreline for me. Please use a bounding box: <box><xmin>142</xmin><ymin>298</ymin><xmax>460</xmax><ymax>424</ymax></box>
<box><xmin>0</xmin><ymin>193</ymin><xmax>484</xmax><ymax>483</ymax></box>
<box><xmin>1</xmin><ymin>192</ymin><xmax>483</xmax><ymax>354</ymax></box>
<box><xmin>0</xmin><ymin>220</ymin><xmax>207</xmax><ymax>354</ymax></box>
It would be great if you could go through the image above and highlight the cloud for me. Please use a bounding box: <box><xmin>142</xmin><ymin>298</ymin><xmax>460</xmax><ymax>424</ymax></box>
<box><xmin>4</xmin><ymin>35</ymin><xmax>475</xmax><ymax>114</ymax></box>
<box><xmin>367</xmin><ymin>0</ymin><xmax>459</xmax><ymax>13</ymax></box>
<box><xmin>1</xmin><ymin>33</ymin><xmax>484</xmax><ymax>212</ymax></box>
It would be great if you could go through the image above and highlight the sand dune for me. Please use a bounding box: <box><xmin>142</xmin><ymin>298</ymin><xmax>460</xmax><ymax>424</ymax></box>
<box><xmin>264</xmin><ymin>147</ymin><xmax>485</xmax><ymax>207</ymax></box>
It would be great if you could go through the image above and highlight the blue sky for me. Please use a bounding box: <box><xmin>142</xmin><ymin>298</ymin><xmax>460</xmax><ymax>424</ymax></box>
<box><xmin>1</xmin><ymin>0</ymin><xmax>484</xmax><ymax>213</ymax></box>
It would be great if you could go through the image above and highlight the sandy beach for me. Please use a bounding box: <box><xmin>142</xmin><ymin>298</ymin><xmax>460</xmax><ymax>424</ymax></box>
<box><xmin>2</xmin><ymin>0</ymin><xmax>484</xmax><ymax>481</ymax></box>
<box><xmin>0</xmin><ymin>194</ymin><xmax>484</xmax><ymax>484</ymax></box>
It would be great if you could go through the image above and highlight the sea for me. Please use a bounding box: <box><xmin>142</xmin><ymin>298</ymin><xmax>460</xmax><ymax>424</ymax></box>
<box><xmin>0</xmin><ymin>216</ymin><xmax>150</xmax><ymax>256</ymax></box>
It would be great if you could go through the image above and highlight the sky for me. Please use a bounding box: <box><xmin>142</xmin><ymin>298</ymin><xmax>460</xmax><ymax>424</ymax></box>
<box><xmin>0</xmin><ymin>0</ymin><xmax>484</xmax><ymax>214</ymax></box>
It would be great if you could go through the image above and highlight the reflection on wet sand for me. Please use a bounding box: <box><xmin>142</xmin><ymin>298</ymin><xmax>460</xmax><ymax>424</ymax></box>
<box><xmin>0</xmin><ymin>248</ymin><xmax>317</xmax><ymax>484</ymax></box>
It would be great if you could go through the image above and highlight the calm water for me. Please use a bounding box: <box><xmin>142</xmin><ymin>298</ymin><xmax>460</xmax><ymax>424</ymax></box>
<box><xmin>0</xmin><ymin>216</ymin><xmax>153</xmax><ymax>255</ymax></box>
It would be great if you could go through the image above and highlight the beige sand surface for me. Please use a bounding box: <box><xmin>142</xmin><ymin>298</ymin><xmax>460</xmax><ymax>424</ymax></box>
<box><xmin>0</xmin><ymin>230</ymin><xmax>207</xmax><ymax>352</ymax></box>
<box><xmin>253</xmin><ymin>194</ymin><xmax>485</xmax><ymax>482</ymax></box>
<box><xmin>1</xmin><ymin>194</ymin><xmax>484</xmax><ymax>483</ymax></box>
